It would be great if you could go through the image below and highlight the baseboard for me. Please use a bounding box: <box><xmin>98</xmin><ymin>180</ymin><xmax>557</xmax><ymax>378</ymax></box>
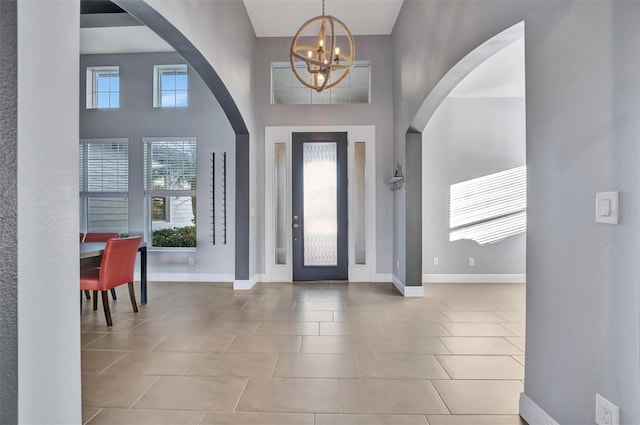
<box><xmin>138</xmin><ymin>272</ymin><xmax>234</xmax><ymax>282</ymax></box>
<box><xmin>375</xmin><ymin>273</ymin><xmax>393</xmax><ymax>282</ymax></box>
<box><xmin>392</xmin><ymin>275</ymin><xmax>424</xmax><ymax>297</ymax></box>
<box><xmin>423</xmin><ymin>274</ymin><xmax>526</xmax><ymax>283</ymax></box>
<box><xmin>519</xmin><ymin>393</ymin><xmax>559</xmax><ymax>425</ymax></box>
<box><xmin>233</xmin><ymin>275</ymin><xmax>258</xmax><ymax>290</ymax></box>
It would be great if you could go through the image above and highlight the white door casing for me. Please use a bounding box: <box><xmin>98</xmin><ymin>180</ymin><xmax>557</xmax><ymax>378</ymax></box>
<box><xmin>264</xmin><ymin>125</ymin><xmax>376</xmax><ymax>282</ymax></box>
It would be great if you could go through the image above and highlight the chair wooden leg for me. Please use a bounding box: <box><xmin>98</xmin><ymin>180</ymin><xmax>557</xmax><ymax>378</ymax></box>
<box><xmin>93</xmin><ymin>291</ymin><xmax>98</xmax><ymax>311</ymax></box>
<box><xmin>128</xmin><ymin>282</ymin><xmax>138</xmax><ymax>313</ymax></box>
<box><xmin>101</xmin><ymin>291</ymin><xmax>113</xmax><ymax>326</ymax></box>
<box><xmin>84</xmin><ymin>290</ymin><xmax>91</xmax><ymax>300</ymax></box>
<box><xmin>110</xmin><ymin>288</ymin><xmax>117</xmax><ymax>300</ymax></box>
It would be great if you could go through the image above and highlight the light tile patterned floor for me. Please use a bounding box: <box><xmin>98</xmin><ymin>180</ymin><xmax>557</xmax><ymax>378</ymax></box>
<box><xmin>81</xmin><ymin>282</ymin><xmax>527</xmax><ymax>425</ymax></box>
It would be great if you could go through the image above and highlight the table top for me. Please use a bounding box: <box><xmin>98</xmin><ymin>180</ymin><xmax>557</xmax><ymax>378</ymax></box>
<box><xmin>80</xmin><ymin>241</ymin><xmax>147</xmax><ymax>259</ymax></box>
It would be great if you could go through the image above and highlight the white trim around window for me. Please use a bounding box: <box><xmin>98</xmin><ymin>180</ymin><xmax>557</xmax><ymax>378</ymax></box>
<box><xmin>86</xmin><ymin>66</ymin><xmax>119</xmax><ymax>109</ymax></box>
<box><xmin>153</xmin><ymin>64</ymin><xmax>188</xmax><ymax>108</ymax></box>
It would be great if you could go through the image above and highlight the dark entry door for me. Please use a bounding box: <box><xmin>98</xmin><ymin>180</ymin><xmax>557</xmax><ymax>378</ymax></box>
<box><xmin>292</xmin><ymin>132</ymin><xmax>348</xmax><ymax>281</ymax></box>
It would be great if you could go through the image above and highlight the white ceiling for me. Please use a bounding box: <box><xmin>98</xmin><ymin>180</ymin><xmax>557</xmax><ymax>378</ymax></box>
<box><xmin>80</xmin><ymin>1</ymin><xmax>404</xmax><ymax>54</ymax></box>
<box><xmin>80</xmin><ymin>26</ymin><xmax>174</xmax><ymax>55</ymax></box>
<box><xmin>243</xmin><ymin>0</ymin><xmax>404</xmax><ymax>37</ymax></box>
<box><xmin>79</xmin><ymin>0</ymin><xmax>523</xmax><ymax>101</ymax></box>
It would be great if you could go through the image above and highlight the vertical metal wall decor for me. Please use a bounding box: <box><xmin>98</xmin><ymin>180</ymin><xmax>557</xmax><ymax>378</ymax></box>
<box><xmin>210</xmin><ymin>151</ymin><xmax>228</xmax><ymax>245</ymax></box>
<box><xmin>221</xmin><ymin>152</ymin><xmax>227</xmax><ymax>245</ymax></box>
<box><xmin>210</xmin><ymin>152</ymin><xmax>215</xmax><ymax>245</ymax></box>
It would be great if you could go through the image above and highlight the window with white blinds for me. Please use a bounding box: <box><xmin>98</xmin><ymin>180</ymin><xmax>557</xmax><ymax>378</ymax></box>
<box><xmin>143</xmin><ymin>138</ymin><xmax>197</xmax><ymax>248</ymax></box>
<box><xmin>449</xmin><ymin>165</ymin><xmax>527</xmax><ymax>245</ymax></box>
<box><xmin>79</xmin><ymin>140</ymin><xmax>129</xmax><ymax>194</ymax></box>
<box><xmin>79</xmin><ymin>140</ymin><xmax>129</xmax><ymax>234</ymax></box>
<box><xmin>144</xmin><ymin>138</ymin><xmax>197</xmax><ymax>193</ymax></box>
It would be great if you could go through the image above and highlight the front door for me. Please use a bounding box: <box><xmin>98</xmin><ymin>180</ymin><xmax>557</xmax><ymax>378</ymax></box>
<box><xmin>292</xmin><ymin>132</ymin><xmax>348</xmax><ymax>281</ymax></box>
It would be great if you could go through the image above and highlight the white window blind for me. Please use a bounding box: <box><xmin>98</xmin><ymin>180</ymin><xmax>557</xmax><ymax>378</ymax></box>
<box><xmin>144</xmin><ymin>138</ymin><xmax>197</xmax><ymax>193</ymax></box>
<box><xmin>79</xmin><ymin>141</ymin><xmax>129</xmax><ymax>193</ymax></box>
<box><xmin>449</xmin><ymin>165</ymin><xmax>526</xmax><ymax>245</ymax></box>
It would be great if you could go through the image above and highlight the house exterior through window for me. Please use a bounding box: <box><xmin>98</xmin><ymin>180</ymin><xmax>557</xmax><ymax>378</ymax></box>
<box><xmin>144</xmin><ymin>138</ymin><xmax>197</xmax><ymax>248</ymax></box>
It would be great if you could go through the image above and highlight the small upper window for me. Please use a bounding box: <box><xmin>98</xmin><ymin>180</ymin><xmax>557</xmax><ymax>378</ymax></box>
<box><xmin>271</xmin><ymin>62</ymin><xmax>370</xmax><ymax>105</ymax></box>
<box><xmin>86</xmin><ymin>66</ymin><xmax>119</xmax><ymax>109</ymax></box>
<box><xmin>154</xmin><ymin>65</ymin><xmax>188</xmax><ymax>108</ymax></box>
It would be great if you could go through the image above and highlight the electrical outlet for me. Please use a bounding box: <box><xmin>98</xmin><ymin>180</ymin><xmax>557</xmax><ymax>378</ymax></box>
<box><xmin>433</xmin><ymin>257</ymin><xmax>439</xmax><ymax>266</ymax></box>
<box><xmin>396</xmin><ymin>260</ymin><xmax>400</xmax><ymax>270</ymax></box>
<box><xmin>469</xmin><ymin>257</ymin><xmax>475</xmax><ymax>266</ymax></box>
<box><xmin>596</xmin><ymin>394</ymin><xmax>620</xmax><ymax>425</ymax></box>
<box><xmin>188</xmin><ymin>257</ymin><xmax>194</xmax><ymax>266</ymax></box>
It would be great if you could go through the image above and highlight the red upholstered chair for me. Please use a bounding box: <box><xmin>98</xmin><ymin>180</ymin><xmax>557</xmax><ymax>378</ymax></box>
<box><xmin>80</xmin><ymin>236</ymin><xmax>141</xmax><ymax>326</ymax></box>
<box><xmin>84</xmin><ymin>232</ymin><xmax>120</xmax><ymax>242</ymax></box>
<box><xmin>80</xmin><ymin>233</ymin><xmax>85</xmax><ymax>242</ymax></box>
<box><xmin>83</xmin><ymin>232</ymin><xmax>121</xmax><ymax>300</ymax></box>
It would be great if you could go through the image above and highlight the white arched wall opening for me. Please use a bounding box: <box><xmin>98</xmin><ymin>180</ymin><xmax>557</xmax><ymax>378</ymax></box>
<box><xmin>10</xmin><ymin>1</ymin><xmax>255</xmax><ymax>423</ymax></box>
<box><xmin>421</xmin><ymin>28</ymin><xmax>526</xmax><ymax>284</ymax></box>
<box><xmin>113</xmin><ymin>0</ymin><xmax>253</xmax><ymax>288</ymax></box>
<box><xmin>398</xmin><ymin>21</ymin><xmax>525</xmax><ymax>296</ymax></box>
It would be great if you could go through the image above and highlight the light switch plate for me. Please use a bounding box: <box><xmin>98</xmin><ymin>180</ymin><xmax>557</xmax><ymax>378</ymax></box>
<box><xmin>596</xmin><ymin>192</ymin><xmax>619</xmax><ymax>224</ymax></box>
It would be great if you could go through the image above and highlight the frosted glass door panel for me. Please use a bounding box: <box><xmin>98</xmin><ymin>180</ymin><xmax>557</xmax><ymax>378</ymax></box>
<box><xmin>354</xmin><ymin>142</ymin><xmax>366</xmax><ymax>264</ymax></box>
<box><xmin>303</xmin><ymin>142</ymin><xmax>338</xmax><ymax>266</ymax></box>
<box><xmin>274</xmin><ymin>143</ymin><xmax>287</xmax><ymax>265</ymax></box>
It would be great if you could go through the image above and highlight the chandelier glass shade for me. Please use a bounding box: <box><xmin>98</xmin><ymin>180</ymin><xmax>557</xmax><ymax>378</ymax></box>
<box><xmin>290</xmin><ymin>5</ymin><xmax>355</xmax><ymax>92</ymax></box>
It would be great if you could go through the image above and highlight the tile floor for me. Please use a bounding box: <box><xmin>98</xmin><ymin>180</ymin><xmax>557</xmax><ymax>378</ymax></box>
<box><xmin>81</xmin><ymin>281</ymin><xmax>527</xmax><ymax>425</ymax></box>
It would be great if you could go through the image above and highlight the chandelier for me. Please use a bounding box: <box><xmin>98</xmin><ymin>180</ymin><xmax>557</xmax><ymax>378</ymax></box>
<box><xmin>290</xmin><ymin>0</ymin><xmax>355</xmax><ymax>92</ymax></box>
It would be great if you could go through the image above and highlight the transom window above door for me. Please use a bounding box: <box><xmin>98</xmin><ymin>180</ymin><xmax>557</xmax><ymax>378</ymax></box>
<box><xmin>271</xmin><ymin>62</ymin><xmax>370</xmax><ymax>105</ymax></box>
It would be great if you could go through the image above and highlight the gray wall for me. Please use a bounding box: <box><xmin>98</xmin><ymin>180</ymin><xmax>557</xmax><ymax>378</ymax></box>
<box><xmin>253</xmin><ymin>35</ymin><xmax>395</xmax><ymax>275</ymax></box>
<box><xmin>422</xmin><ymin>97</ymin><xmax>526</xmax><ymax>275</ymax></box>
<box><xmin>143</xmin><ymin>0</ymin><xmax>257</xmax><ymax>280</ymax></box>
<box><xmin>0</xmin><ymin>0</ymin><xmax>18</xmax><ymax>422</ymax></box>
<box><xmin>393</xmin><ymin>0</ymin><xmax>640</xmax><ymax>423</ymax></box>
<box><xmin>17</xmin><ymin>0</ymin><xmax>82</xmax><ymax>422</ymax></box>
<box><xmin>80</xmin><ymin>52</ymin><xmax>236</xmax><ymax>276</ymax></box>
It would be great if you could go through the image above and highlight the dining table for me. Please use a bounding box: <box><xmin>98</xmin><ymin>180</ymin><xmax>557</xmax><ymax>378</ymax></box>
<box><xmin>80</xmin><ymin>241</ymin><xmax>148</xmax><ymax>305</ymax></box>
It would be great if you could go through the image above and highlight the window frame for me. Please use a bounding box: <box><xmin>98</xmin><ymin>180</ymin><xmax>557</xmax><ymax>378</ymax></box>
<box><xmin>79</xmin><ymin>138</ymin><xmax>129</xmax><ymax>234</ymax></box>
<box><xmin>270</xmin><ymin>61</ymin><xmax>371</xmax><ymax>105</ymax></box>
<box><xmin>153</xmin><ymin>64</ymin><xmax>189</xmax><ymax>108</ymax></box>
<box><xmin>86</xmin><ymin>66</ymin><xmax>120</xmax><ymax>109</ymax></box>
<box><xmin>143</xmin><ymin>137</ymin><xmax>197</xmax><ymax>249</ymax></box>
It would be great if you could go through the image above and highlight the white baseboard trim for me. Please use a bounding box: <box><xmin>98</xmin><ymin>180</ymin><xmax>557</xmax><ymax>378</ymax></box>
<box><xmin>234</xmin><ymin>275</ymin><xmax>258</xmax><ymax>291</ymax></box>
<box><xmin>392</xmin><ymin>275</ymin><xmax>424</xmax><ymax>297</ymax></box>
<box><xmin>423</xmin><ymin>273</ymin><xmax>526</xmax><ymax>283</ymax></box>
<box><xmin>138</xmin><ymin>272</ymin><xmax>234</xmax><ymax>282</ymax></box>
<box><xmin>375</xmin><ymin>273</ymin><xmax>393</xmax><ymax>282</ymax></box>
<box><xmin>519</xmin><ymin>393</ymin><xmax>559</xmax><ymax>425</ymax></box>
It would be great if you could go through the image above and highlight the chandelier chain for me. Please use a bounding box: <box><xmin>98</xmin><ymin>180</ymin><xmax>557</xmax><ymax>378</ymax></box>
<box><xmin>322</xmin><ymin>0</ymin><xmax>325</xmax><ymax>15</ymax></box>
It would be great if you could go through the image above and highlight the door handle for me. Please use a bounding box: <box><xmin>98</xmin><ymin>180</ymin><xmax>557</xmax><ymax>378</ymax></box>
<box><xmin>293</xmin><ymin>223</ymin><xmax>302</xmax><ymax>229</ymax></box>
